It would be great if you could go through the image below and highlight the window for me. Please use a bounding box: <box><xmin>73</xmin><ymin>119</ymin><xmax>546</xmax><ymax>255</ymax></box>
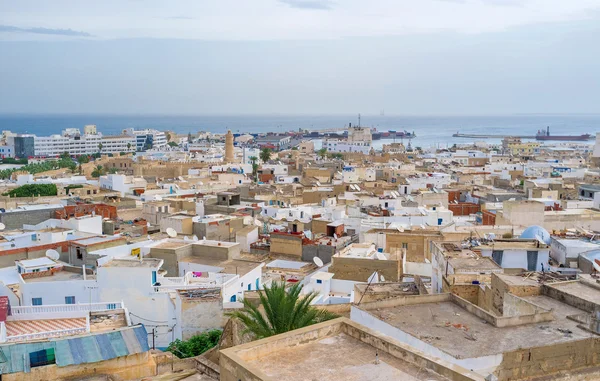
<box><xmin>402</xmin><ymin>243</ymin><xmax>408</xmax><ymax>249</ymax></box>
<box><xmin>316</xmin><ymin>279</ymin><xmax>322</xmax><ymax>284</ymax></box>
<box><xmin>76</xmin><ymin>248</ymin><xmax>82</xmax><ymax>260</ymax></box>
<box><xmin>29</xmin><ymin>348</ymin><xmax>55</xmax><ymax>368</ymax></box>
<box><xmin>151</xmin><ymin>271</ymin><xmax>157</xmax><ymax>285</ymax></box>
<box><xmin>107</xmin><ymin>303</ymin><xmax>117</xmax><ymax>310</ymax></box>
<box><xmin>65</xmin><ymin>296</ymin><xmax>75</xmax><ymax>305</ymax></box>
<box><xmin>32</xmin><ymin>298</ymin><xmax>42</xmax><ymax>306</ymax></box>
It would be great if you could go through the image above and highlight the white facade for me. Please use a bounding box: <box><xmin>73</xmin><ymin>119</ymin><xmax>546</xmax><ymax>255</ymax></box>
<box><xmin>0</xmin><ymin>145</ymin><xmax>14</xmax><ymax>158</ymax></box>
<box><xmin>99</xmin><ymin>174</ymin><xmax>147</xmax><ymax>196</ymax></box>
<box><xmin>34</xmin><ymin>131</ymin><xmax>136</xmax><ymax>157</ymax></box>
<box><xmin>324</xmin><ymin>139</ymin><xmax>371</xmax><ymax>154</ymax></box>
<box><xmin>550</xmin><ymin>238</ymin><xmax>600</xmax><ymax>267</ymax></box>
<box><xmin>479</xmin><ymin>246</ymin><xmax>550</xmax><ymax>272</ymax></box>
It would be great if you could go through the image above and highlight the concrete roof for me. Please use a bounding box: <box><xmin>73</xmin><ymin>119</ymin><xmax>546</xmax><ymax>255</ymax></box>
<box><xmin>357</xmin><ymin>295</ymin><xmax>592</xmax><ymax>359</ymax></box>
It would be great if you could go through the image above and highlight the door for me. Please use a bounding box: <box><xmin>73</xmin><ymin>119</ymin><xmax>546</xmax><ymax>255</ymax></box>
<box><xmin>527</xmin><ymin>251</ymin><xmax>538</xmax><ymax>271</ymax></box>
<box><xmin>492</xmin><ymin>250</ymin><xmax>504</xmax><ymax>266</ymax></box>
<box><xmin>230</xmin><ymin>295</ymin><xmax>237</xmax><ymax>302</ymax></box>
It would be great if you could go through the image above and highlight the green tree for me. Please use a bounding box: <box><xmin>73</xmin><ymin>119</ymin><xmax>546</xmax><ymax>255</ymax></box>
<box><xmin>91</xmin><ymin>165</ymin><xmax>106</xmax><ymax>178</ymax></box>
<box><xmin>60</xmin><ymin>151</ymin><xmax>71</xmax><ymax>159</ymax></box>
<box><xmin>98</xmin><ymin>143</ymin><xmax>103</xmax><ymax>153</ymax></box>
<box><xmin>4</xmin><ymin>184</ymin><xmax>57</xmax><ymax>197</ymax></box>
<box><xmin>168</xmin><ymin>141</ymin><xmax>178</xmax><ymax>147</ymax></box>
<box><xmin>127</xmin><ymin>142</ymin><xmax>132</xmax><ymax>152</ymax></box>
<box><xmin>166</xmin><ymin>330</ymin><xmax>221</xmax><ymax>359</ymax></box>
<box><xmin>259</xmin><ymin>148</ymin><xmax>272</xmax><ymax>163</ymax></box>
<box><xmin>108</xmin><ymin>167</ymin><xmax>119</xmax><ymax>174</ymax></box>
<box><xmin>317</xmin><ymin>147</ymin><xmax>327</xmax><ymax>159</ymax></box>
<box><xmin>249</xmin><ymin>156</ymin><xmax>258</xmax><ymax>179</ymax></box>
<box><xmin>77</xmin><ymin>155</ymin><xmax>90</xmax><ymax>164</ymax></box>
<box><xmin>227</xmin><ymin>282</ymin><xmax>337</xmax><ymax>339</ymax></box>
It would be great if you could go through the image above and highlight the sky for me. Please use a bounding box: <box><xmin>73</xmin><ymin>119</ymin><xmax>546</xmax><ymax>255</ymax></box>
<box><xmin>1</xmin><ymin>0</ymin><xmax>600</xmax><ymax>115</ymax></box>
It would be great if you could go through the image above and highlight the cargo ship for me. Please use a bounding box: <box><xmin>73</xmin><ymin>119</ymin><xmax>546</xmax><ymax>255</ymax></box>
<box><xmin>536</xmin><ymin>127</ymin><xmax>592</xmax><ymax>141</ymax></box>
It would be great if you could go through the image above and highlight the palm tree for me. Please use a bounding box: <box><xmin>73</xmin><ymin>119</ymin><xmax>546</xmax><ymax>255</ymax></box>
<box><xmin>227</xmin><ymin>281</ymin><xmax>337</xmax><ymax>339</ymax></box>
<box><xmin>98</xmin><ymin>143</ymin><xmax>103</xmax><ymax>153</ymax></box>
<box><xmin>91</xmin><ymin>165</ymin><xmax>105</xmax><ymax>178</ymax></box>
<box><xmin>249</xmin><ymin>156</ymin><xmax>258</xmax><ymax>179</ymax></box>
<box><xmin>127</xmin><ymin>142</ymin><xmax>132</xmax><ymax>152</ymax></box>
<box><xmin>317</xmin><ymin>147</ymin><xmax>327</xmax><ymax>159</ymax></box>
<box><xmin>259</xmin><ymin>148</ymin><xmax>272</xmax><ymax>163</ymax></box>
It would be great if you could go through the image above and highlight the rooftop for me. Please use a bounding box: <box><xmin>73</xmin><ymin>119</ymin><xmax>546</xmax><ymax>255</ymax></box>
<box><xmin>476</xmin><ymin>240</ymin><xmax>550</xmax><ymax>250</ymax></box>
<box><xmin>223</xmin><ymin>318</ymin><xmax>479</xmax><ymax>381</ymax></box>
<box><xmin>357</xmin><ymin>294</ymin><xmax>593</xmax><ymax>359</ymax></box>
<box><xmin>247</xmin><ymin>332</ymin><xmax>451</xmax><ymax>381</ymax></box>
<box><xmin>100</xmin><ymin>258</ymin><xmax>163</xmax><ymax>268</ymax></box>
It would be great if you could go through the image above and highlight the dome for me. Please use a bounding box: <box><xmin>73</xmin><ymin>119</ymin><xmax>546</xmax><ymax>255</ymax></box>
<box><xmin>520</xmin><ymin>225</ymin><xmax>551</xmax><ymax>244</ymax></box>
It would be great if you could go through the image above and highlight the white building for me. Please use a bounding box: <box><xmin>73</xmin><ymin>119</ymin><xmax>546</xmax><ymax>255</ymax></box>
<box><xmin>123</xmin><ymin>128</ymin><xmax>167</xmax><ymax>151</ymax></box>
<box><xmin>33</xmin><ymin>129</ymin><xmax>136</xmax><ymax>157</ymax></box>
<box><xmin>99</xmin><ymin>174</ymin><xmax>147</xmax><ymax>196</ymax></box>
<box><xmin>324</xmin><ymin>139</ymin><xmax>371</xmax><ymax>154</ymax></box>
<box><xmin>0</xmin><ymin>145</ymin><xmax>14</xmax><ymax>158</ymax></box>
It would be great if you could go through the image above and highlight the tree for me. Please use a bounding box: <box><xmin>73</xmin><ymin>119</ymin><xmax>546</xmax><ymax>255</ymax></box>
<box><xmin>127</xmin><ymin>142</ymin><xmax>132</xmax><ymax>151</ymax></box>
<box><xmin>227</xmin><ymin>282</ymin><xmax>337</xmax><ymax>339</ymax></box>
<box><xmin>166</xmin><ymin>330</ymin><xmax>221</xmax><ymax>359</ymax></box>
<box><xmin>108</xmin><ymin>167</ymin><xmax>119</xmax><ymax>174</ymax></box>
<box><xmin>77</xmin><ymin>155</ymin><xmax>90</xmax><ymax>164</ymax></box>
<box><xmin>259</xmin><ymin>148</ymin><xmax>272</xmax><ymax>163</ymax></box>
<box><xmin>168</xmin><ymin>141</ymin><xmax>178</xmax><ymax>147</ymax></box>
<box><xmin>249</xmin><ymin>156</ymin><xmax>258</xmax><ymax>179</ymax></box>
<box><xmin>317</xmin><ymin>148</ymin><xmax>327</xmax><ymax>159</ymax></box>
<box><xmin>188</xmin><ymin>132</ymin><xmax>193</xmax><ymax>142</ymax></box>
<box><xmin>98</xmin><ymin>143</ymin><xmax>103</xmax><ymax>153</ymax></box>
<box><xmin>4</xmin><ymin>184</ymin><xmax>57</xmax><ymax>197</ymax></box>
<box><xmin>60</xmin><ymin>151</ymin><xmax>71</xmax><ymax>159</ymax></box>
<box><xmin>91</xmin><ymin>165</ymin><xmax>106</xmax><ymax>178</ymax></box>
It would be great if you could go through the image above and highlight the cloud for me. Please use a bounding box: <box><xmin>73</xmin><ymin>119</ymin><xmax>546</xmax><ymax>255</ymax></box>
<box><xmin>164</xmin><ymin>16</ymin><xmax>195</xmax><ymax>20</ymax></box>
<box><xmin>278</xmin><ymin>0</ymin><xmax>335</xmax><ymax>10</ymax></box>
<box><xmin>0</xmin><ymin>25</ymin><xmax>92</xmax><ymax>37</ymax></box>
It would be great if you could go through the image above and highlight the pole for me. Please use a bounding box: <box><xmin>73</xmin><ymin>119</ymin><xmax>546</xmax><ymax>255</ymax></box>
<box><xmin>152</xmin><ymin>328</ymin><xmax>155</xmax><ymax>350</ymax></box>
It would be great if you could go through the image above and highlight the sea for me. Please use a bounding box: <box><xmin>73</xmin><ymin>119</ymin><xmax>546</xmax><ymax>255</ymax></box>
<box><xmin>0</xmin><ymin>114</ymin><xmax>598</xmax><ymax>149</ymax></box>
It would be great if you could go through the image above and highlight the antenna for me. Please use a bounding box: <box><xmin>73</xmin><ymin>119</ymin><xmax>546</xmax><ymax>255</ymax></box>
<box><xmin>166</xmin><ymin>228</ymin><xmax>177</xmax><ymax>238</ymax></box>
<box><xmin>313</xmin><ymin>257</ymin><xmax>324</xmax><ymax>267</ymax></box>
<box><xmin>45</xmin><ymin>249</ymin><xmax>60</xmax><ymax>261</ymax></box>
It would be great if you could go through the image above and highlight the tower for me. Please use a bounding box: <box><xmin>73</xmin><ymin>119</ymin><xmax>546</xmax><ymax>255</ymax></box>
<box><xmin>225</xmin><ymin>130</ymin><xmax>234</xmax><ymax>163</ymax></box>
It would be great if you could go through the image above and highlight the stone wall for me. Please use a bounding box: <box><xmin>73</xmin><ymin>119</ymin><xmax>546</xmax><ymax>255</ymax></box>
<box><xmin>328</xmin><ymin>256</ymin><xmax>401</xmax><ymax>282</ymax></box>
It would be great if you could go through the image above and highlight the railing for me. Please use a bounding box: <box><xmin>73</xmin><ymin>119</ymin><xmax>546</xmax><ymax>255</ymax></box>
<box><xmin>10</xmin><ymin>302</ymin><xmax>124</xmax><ymax>316</ymax></box>
<box><xmin>5</xmin><ymin>327</ymin><xmax>87</xmax><ymax>343</ymax></box>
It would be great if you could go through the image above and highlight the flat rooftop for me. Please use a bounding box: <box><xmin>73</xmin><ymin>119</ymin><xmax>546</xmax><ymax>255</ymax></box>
<box><xmin>23</xmin><ymin>269</ymin><xmax>96</xmax><ymax>283</ymax></box>
<box><xmin>180</xmin><ymin>256</ymin><xmax>261</xmax><ymax>276</ymax></box>
<box><xmin>361</xmin><ymin>296</ymin><xmax>592</xmax><ymax>359</ymax></box>
<box><xmin>247</xmin><ymin>332</ymin><xmax>451</xmax><ymax>381</ymax></box>
<box><xmin>477</xmin><ymin>240</ymin><xmax>549</xmax><ymax>250</ymax></box>
<box><xmin>546</xmin><ymin>280</ymin><xmax>600</xmax><ymax>306</ymax></box>
<box><xmin>101</xmin><ymin>258</ymin><xmax>162</xmax><ymax>268</ymax></box>
<box><xmin>71</xmin><ymin>235</ymin><xmax>124</xmax><ymax>246</ymax></box>
<box><xmin>152</xmin><ymin>240</ymin><xmax>191</xmax><ymax>250</ymax></box>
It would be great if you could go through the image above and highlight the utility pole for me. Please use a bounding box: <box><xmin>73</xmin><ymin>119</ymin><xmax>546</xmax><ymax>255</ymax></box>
<box><xmin>152</xmin><ymin>328</ymin><xmax>155</xmax><ymax>350</ymax></box>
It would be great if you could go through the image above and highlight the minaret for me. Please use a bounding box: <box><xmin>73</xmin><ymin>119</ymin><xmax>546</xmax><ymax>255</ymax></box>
<box><xmin>225</xmin><ymin>130</ymin><xmax>235</xmax><ymax>163</ymax></box>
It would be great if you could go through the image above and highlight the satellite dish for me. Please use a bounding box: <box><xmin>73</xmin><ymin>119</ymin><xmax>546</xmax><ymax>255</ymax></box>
<box><xmin>155</xmin><ymin>195</ymin><xmax>163</xmax><ymax>201</ymax></box>
<box><xmin>193</xmin><ymin>235</ymin><xmax>199</xmax><ymax>241</ymax></box>
<box><xmin>166</xmin><ymin>228</ymin><xmax>177</xmax><ymax>238</ymax></box>
<box><xmin>184</xmin><ymin>236</ymin><xmax>189</xmax><ymax>241</ymax></box>
<box><xmin>147</xmin><ymin>235</ymin><xmax>151</xmax><ymax>240</ymax></box>
<box><xmin>375</xmin><ymin>252</ymin><xmax>387</xmax><ymax>260</ymax></box>
<box><xmin>146</xmin><ymin>222</ymin><xmax>151</xmax><ymax>228</ymax></box>
<box><xmin>45</xmin><ymin>249</ymin><xmax>60</xmax><ymax>261</ymax></box>
<box><xmin>316</xmin><ymin>181</ymin><xmax>322</xmax><ymax>186</ymax></box>
<box><xmin>333</xmin><ymin>233</ymin><xmax>338</xmax><ymax>240</ymax></box>
<box><xmin>178</xmin><ymin>176</ymin><xmax>184</xmax><ymax>181</ymax></box>
<box><xmin>380</xmin><ymin>274</ymin><xmax>386</xmax><ymax>282</ymax></box>
<box><xmin>313</xmin><ymin>257</ymin><xmax>324</xmax><ymax>267</ymax></box>
<box><xmin>396</xmin><ymin>227</ymin><xmax>404</xmax><ymax>232</ymax></box>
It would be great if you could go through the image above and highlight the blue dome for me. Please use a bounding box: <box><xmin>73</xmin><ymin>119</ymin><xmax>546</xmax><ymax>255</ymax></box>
<box><xmin>520</xmin><ymin>225</ymin><xmax>551</xmax><ymax>244</ymax></box>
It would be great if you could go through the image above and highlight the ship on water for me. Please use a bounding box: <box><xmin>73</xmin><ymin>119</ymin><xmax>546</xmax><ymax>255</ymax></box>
<box><xmin>536</xmin><ymin>126</ymin><xmax>592</xmax><ymax>141</ymax></box>
<box><xmin>372</xmin><ymin>129</ymin><xmax>416</xmax><ymax>140</ymax></box>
